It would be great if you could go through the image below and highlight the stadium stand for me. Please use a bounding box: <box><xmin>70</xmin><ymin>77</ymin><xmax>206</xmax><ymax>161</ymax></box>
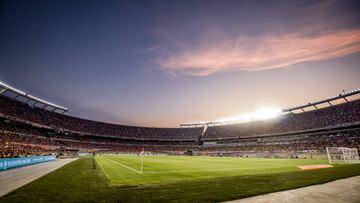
<box><xmin>204</xmin><ymin>99</ymin><xmax>360</xmax><ymax>139</ymax></box>
<box><xmin>0</xmin><ymin>89</ymin><xmax>360</xmax><ymax>158</ymax></box>
<box><xmin>0</xmin><ymin>96</ymin><xmax>202</xmax><ymax>141</ymax></box>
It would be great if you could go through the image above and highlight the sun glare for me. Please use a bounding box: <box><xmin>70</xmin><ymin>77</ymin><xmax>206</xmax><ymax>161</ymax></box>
<box><xmin>214</xmin><ymin>107</ymin><xmax>282</xmax><ymax>123</ymax></box>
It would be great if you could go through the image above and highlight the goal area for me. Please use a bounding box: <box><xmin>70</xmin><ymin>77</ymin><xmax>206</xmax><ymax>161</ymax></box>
<box><xmin>326</xmin><ymin>147</ymin><xmax>360</xmax><ymax>164</ymax></box>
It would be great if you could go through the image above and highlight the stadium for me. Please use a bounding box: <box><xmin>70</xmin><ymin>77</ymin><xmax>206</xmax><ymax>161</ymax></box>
<box><xmin>1</xmin><ymin>0</ymin><xmax>360</xmax><ymax>203</ymax></box>
<box><xmin>0</xmin><ymin>80</ymin><xmax>360</xmax><ymax>202</ymax></box>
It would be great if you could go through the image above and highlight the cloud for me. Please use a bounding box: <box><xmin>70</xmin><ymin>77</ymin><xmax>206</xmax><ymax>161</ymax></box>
<box><xmin>157</xmin><ymin>29</ymin><xmax>360</xmax><ymax>76</ymax></box>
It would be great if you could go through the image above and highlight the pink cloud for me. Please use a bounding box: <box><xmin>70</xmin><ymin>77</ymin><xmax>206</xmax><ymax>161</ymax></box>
<box><xmin>157</xmin><ymin>29</ymin><xmax>360</xmax><ymax>76</ymax></box>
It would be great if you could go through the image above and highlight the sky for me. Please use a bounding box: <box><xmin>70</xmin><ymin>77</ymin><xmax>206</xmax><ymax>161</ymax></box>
<box><xmin>0</xmin><ymin>0</ymin><xmax>359</xmax><ymax>127</ymax></box>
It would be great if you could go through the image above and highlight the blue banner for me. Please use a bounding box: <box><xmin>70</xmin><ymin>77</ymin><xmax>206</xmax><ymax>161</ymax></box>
<box><xmin>0</xmin><ymin>155</ymin><xmax>56</xmax><ymax>170</ymax></box>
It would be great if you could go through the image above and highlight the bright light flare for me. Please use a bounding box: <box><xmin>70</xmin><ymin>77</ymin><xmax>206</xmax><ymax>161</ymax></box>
<box><xmin>253</xmin><ymin>108</ymin><xmax>282</xmax><ymax>120</ymax></box>
<box><xmin>214</xmin><ymin>107</ymin><xmax>282</xmax><ymax>123</ymax></box>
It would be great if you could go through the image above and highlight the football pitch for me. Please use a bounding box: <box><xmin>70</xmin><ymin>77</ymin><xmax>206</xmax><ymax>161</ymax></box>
<box><xmin>96</xmin><ymin>154</ymin><xmax>331</xmax><ymax>186</ymax></box>
<box><xmin>1</xmin><ymin>156</ymin><xmax>360</xmax><ymax>203</ymax></box>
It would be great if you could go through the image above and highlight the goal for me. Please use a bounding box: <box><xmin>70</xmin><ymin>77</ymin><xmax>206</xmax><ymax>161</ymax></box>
<box><xmin>326</xmin><ymin>147</ymin><xmax>360</xmax><ymax>164</ymax></box>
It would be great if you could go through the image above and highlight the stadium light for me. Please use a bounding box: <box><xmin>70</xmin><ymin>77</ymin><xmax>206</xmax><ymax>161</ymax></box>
<box><xmin>214</xmin><ymin>114</ymin><xmax>252</xmax><ymax>123</ymax></box>
<box><xmin>214</xmin><ymin>107</ymin><xmax>281</xmax><ymax>123</ymax></box>
<box><xmin>253</xmin><ymin>108</ymin><xmax>282</xmax><ymax>120</ymax></box>
<box><xmin>0</xmin><ymin>81</ymin><xmax>68</xmax><ymax>111</ymax></box>
<box><xmin>181</xmin><ymin>88</ymin><xmax>360</xmax><ymax>126</ymax></box>
<box><xmin>0</xmin><ymin>81</ymin><xmax>26</xmax><ymax>95</ymax></box>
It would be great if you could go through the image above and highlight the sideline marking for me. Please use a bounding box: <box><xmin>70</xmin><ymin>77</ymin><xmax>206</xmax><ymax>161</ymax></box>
<box><xmin>103</xmin><ymin>156</ymin><xmax>143</xmax><ymax>174</ymax></box>
<box><xmin>95</xmin><ymin>157</ymin><xmax>111</xmax><ymax>179</ymax></box>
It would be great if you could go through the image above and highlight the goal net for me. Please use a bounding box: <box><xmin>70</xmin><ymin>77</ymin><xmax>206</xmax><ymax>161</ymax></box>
<box><xmin>326</xmin><ymin>147</ymin><xmax>360</xmax><ymax>164</ymax></box>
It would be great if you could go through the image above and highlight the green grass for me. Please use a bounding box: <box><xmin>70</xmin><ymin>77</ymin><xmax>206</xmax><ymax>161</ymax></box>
<box><xmin>97</xmin><ymin>154</ymin><xmax>332</xmax><ymax>185</ymax></box>
<box><xmin>1</xmin><ymin>155</ymin><xmax>360</xmax><ymax>203</ymax></box>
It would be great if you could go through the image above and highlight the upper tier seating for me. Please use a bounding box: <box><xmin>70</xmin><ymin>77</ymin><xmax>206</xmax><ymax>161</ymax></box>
<box><xmin>0</xmin><ymin>96</ymin><xmax>202</xmax><ymax>140</ymax></box>
<box><xmin>205</xmin><ymin>100</ymin><xmax>360</xmax><ymax>139</ymax></box>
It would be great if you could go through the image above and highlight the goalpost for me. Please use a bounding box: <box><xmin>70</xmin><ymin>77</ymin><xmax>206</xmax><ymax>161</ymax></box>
<box><xmin>326</xmin><ymin>147</ymin><xmax>360</xmax><ymax>164</ymax></box>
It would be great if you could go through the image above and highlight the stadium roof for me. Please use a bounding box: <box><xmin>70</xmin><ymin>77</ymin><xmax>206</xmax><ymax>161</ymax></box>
<box><xmin>283</xmin><ymin>88</ymin><xmax>360</xmax><ymax>112</ymax></box>
<box><xmin>0</xmin><ymin>81</ymin><xmax>68</xmax><ymax>113</ymax></box>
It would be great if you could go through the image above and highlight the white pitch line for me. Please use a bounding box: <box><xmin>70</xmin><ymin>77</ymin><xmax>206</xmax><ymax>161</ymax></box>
<box><xmin>95</xmin><ymin>157</ymin><xmax>111</xmax><ymax>179</ymax></box>
<box><xmin>104</xmin><ymin>156</ymin><xmax>143</xmax><ymax>174</ymax></box>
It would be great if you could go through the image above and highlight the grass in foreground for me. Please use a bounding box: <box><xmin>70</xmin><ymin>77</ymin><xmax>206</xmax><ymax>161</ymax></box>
<box><xmin>1</xmin><ymin>156</ymin><xmax>360</xmax><ymax>203</ymax></box>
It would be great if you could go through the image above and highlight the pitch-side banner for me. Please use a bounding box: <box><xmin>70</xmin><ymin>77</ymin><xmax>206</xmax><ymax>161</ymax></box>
<box><xmin>0</xmin><ymin>155</ymin><xmax>56</xmax><ymax>170</ymax></box>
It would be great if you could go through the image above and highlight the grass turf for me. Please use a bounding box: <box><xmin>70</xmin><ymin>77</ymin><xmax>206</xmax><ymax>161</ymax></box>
<box><xmin>1</xmin><ymin>156</ymin><xmax>360</xmax><ymax>203</ymax></box>
<box><xmin>96</xmin><ymin>154</ymin><xmax>333</xmax><ymax>185</ymax></box>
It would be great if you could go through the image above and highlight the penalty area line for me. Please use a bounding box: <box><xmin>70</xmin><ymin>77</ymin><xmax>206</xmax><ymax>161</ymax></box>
<box><xmin>104</xmin><ymin>156</ymin><xmax>143</xmax><ymax>174</ymax></box>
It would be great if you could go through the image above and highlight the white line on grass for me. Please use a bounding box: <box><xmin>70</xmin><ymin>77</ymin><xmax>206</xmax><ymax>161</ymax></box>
<box><xmin>103</xmin><ymin>156</ymin><xmax>143</xmax><ymax>174</ymax></box>
<box><xmin>95</xmin><ymin>157</ymin><xmax>111</xmax><ymax>179</ymax></box>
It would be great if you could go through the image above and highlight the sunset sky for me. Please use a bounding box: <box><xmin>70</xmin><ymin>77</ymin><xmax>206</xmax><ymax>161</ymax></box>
<box><xmin>0</xmin><ymin>0</ymin><xmax>359</xmax><ymax>127</ymax></box>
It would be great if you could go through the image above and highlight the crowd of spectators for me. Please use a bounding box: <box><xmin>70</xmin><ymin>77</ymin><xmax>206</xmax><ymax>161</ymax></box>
<box><xmin>0</xmin><ymin>96</ymin><xmax>202</xmax><ymax>140</ymax></box>
<box><xmin>0</xmin><ymin>97</ymin><xmax>46</xmax><ymax>125</ymax></box>
<box><xmin>0</xmin><ymin>132</ymin><xmax>54</xmax><ymax>158</ymax></box>
<box><xmin>0</xmin><ymin>119</ymin><xmax>197</xmax><ymax>158</ymax></box>
<box><xmin>1</xmin><ymin>95</ymin><xmax>360</xmax><ymax>158</ymax></box>
<box><xmin>205</xmin><ymin>100</ymin><xmax>360</xmax><ymax>139</ymax></box>
<box><xmin>202</xmin><ymin>131</ymin><xmax>360</xmax><ymax>154</ymax></box>
<box><xmin>39</xmin><ymin>109</ymin><xmax>202</xmax><ymax>140</ymax></box>
<box><xmin>0</xmin><ymin>129</ymin><xmax>196</xmax><ymax>158</ymax></box>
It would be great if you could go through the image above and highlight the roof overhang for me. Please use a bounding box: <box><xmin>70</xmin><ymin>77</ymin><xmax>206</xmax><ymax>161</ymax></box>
<box><xmin>0</xmin><ymin>81</ymin><xmax>68</xmax><ymax>113</ymax></box>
